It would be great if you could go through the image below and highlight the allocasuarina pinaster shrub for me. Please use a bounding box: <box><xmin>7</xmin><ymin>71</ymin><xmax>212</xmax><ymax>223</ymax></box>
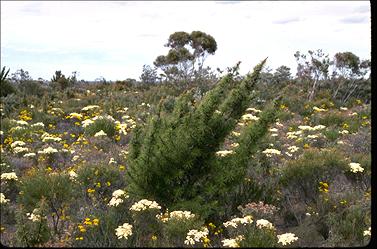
<box><xmin>126</xmin><ymin>59</ymin><xmax>280</xmax><ymax>220</ymax></box>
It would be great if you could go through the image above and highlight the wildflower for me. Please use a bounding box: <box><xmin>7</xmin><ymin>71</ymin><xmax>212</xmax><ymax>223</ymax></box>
<box><xmin>119</xmin><ymin>165</ymin><xmax>125</xmax><ymax>171</ymax></box>
<box><xmin>151</xmin><ymin>235</ymin><xmax>157</xmax><ymax>241</ymax></box>
<box><xmin>184</xmin><ymin>227</ymin><xmax>209</xmax><ymax>245</ymax></box>
<box><xmin>277</xmin><ymin>233</ymin><xmax>298</xmax><ymax>245</ymax></box>
<box><xmin>363</xmin><ymin>227</ymin><xmax>371</xmax><ymax>236</ymax></box>
<box><xmin>269</xmin><ymin>128</ymin><xmax>278</xmax><ymax>132</ymax></box>
<box><xmin>0</xmin><ymin>193</ymin><xmax>9</xmax><ymax>204</ymax></box>
<box><xmin>75</xmin><ymin>237</ymin><xmax>84</xmax><ymax>240</ymax></box>
<box><xmin>313</xmin><ymin>106</ymin><xmax>327</xmax><ymax>112</ymax></box>
<box><xmin>223</xmin><ymin>215</ymin><xmax>253</xmax><ymax>228</ymax></box>
<box><xmin>214</xmin><ymin>110</ymin><xmax>222</xmax><ymax>114</ymax></box>
<box><xmin>38</xmin><ymin>146</ymin><xmax>58</xmax><ymax>154</ymax></box>
<box><xmin>130</xmin><ymin>199</ymin><xmax>161</xmax><ymax>212</ymax></box>
<box><xmin>31</xmin><ymin>122</ymin><xmax>45</xmax><ymax>128</ymax></box>
<box><xmin>16</xmin><ymin>120</ymin><xmax>29</xmax><ymax>126</ymax></box>
<box><xmin>87</xmin><ymin>188</ymin><xmax>95</xmax><ymax>193</ymax></box>
<box><xmin>93</xmin><ymin>218</ymin><xmax>100</xmax><ymax>226</ymax></box>
<box><xmin>11</xmin><ymin>141</ymin><xmax>26</xmax><ymax>148</ymax></box>
<box><xmin>81</xmin><ymin>119</ymin><xmax>95</xmax><ymax>127</ymax></box>
<box><xmin>69</xmin><ymin>112</ymin><xmax>83</xmax><ymax>120</ymax></box>
<box><xmin>13</xmin><ymin>147</ymin><xmax>29</xmax><ymax>154</ymax></box>
<box><xmin>221</xmin><ymin>235</ymin><xmax>245</xmax><ymax>248</ymax></box>
<box><xmin>262</xmin><ymin>148</ymin><xmax>281</xmax><ymax>157</ymax></box>
<box><xmin>26</xmin><ymin>209</ymin><xmax>42</xmax><ymax>222</ymax></box>
<box><xmin>340</xmin><ymin>107</ymin><xmax>348</xmax><ymax>111</ymax></box>
<box><xmin>319</xmin><ymin>182</ymin><xmax>329</xmax><ymax>193</ymax></box>
<box><xmin>313</xmin><ymin>125</ymin><xmax>326</xmax><ymax>130</ymax></box>
<box><xmin>246</xmin><ymin>107</ymin><xmax>262</xmax><ymax>113</ymax></box>
<box><xmin>68</xmin><ymin>170</ymin><xmax>78</xmax><ymax>180</ymax></box>
<box><xmin>109</xmin><ymin>157</ymin><xmax>117</xmax><ymax>165</ymax></box>
<box><xmin>23</xmin><ymin>152</ymin><xmax>36</xmax><ymax>158</ymax></box>
<box><xmin>94</xmin><ymin>130</ymin><xmax>107</xmax><ymax>137</ymax></box>
<box><xmin>303</xmin><ymin>144</ymin><xmax>310</xmax><ymax>149</ymax></box>
<box><xmin>339</xmin><ymin>130</ymin><xmax>349</xmax><ymax>135</ymax></box>
<box><xmin>287</xmin><ymin>145</ymin><xmax>299</xmax><ymax>153</ymax></box>
<box><xmin>108</xmin><ymin>189</ymin><xmax>129</xmax><ymax>207</ymax></box>
<box><xmin>115</xmin><ymin>223</ymin><xmax>133</xmax><ymax>239</ymax></box>
<box><xmin>169</xmin><ymin>210</ymin><xmax>195</xmax><ymax>220</ymax></box>
<box><xmin>216</xmin><ymin>150</ymin><xmax>235</xmax><ymax>157</ymax></box>
<box><xmin>307</xmin><ymin>134</ymin><xmax>319</xmax><ymax>139</ymax></box>
<box><xmin>349</xmin><ymin>162</ymin><xmax>364</xmax><ymax>173</ymax></box>
<box><xmin>81</xmin><ymin>105</ymin><xmax>100</xmax><ymax>111</ymax></box>
<box><xmin>256</xmin><ymin>219</ymin><xmax>275</xmax><ymax>230</ymax></box>
<box><xmin>241</xmin><ymin>113</ymin><xmax>259</xmax><ymax>121</ymax></box>
<box><xmin>232</xmin><ymin>131</ymin><xmax>241</xmax><ymax>137</ymax></box>
<box><xmin>298</xmin><ymin>125</ymin><xmax>314</xmax><ymax>131</ymax></box>
<box><xmin>1</xmin><ymin>172</ymin><xmax>18</xmax><ymax>181</ymax></box>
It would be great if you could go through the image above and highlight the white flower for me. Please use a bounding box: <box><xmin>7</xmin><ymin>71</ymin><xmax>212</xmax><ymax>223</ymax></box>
<box><xmin>81</xmin><ymin>119</ymin><xmax>95</xmax><ymax>127</ymax></box>
<box><xmin>26</xmin><ymin>209</ymin><xmax>42</xmax><ymax>222</ymax></box>
<box><xmin>288</xmin><ymin>145</ymin><xmax>299</xmax><ymax>153</ymax></box>
<box><xmin>41</xmin><ymin>133</ymin><xmax>62</xmax><ymax>142</ymax></box>
<box><xmin>246</xmin><ymin>107</ymin><xmax>262</xmax><ymax>113</ymax></box>
<box><xmin>108</xmin><ymin>189</ymin><xmax>129</xmax><ymax>207</ymax></box>
<box><xmin>298</xmin><ymin>125</ymin><xmax>314</xmax><ymax>131</ymax></box>
<box><xmin>232</xmin><ymin>131</ymin><xmax>241</xmax><ymax>137</ymax></box>
<box><xmin>256</xmin><ymin>219</ymin><xmax>275</xmax><ymax>230</ymax></box>
<box><xmin>0</xmin><ymin>131</ymin><xmax>3</xmax><ymax>136</ymax></box>
<box><xmin>363</xmin><ymin>227</ymin><xmax>371</xmax><ymax>236</ymax></box>
<box><xmin>262</xmin><ymin>148</ymin><xmax>281</xmax><ymax>157</ymax></box>
<box><xmin>169</xmin><ymin>210</ymin><xmax>195</xmax><ymax>220</ymax></box>
<box><xmin>16</xmin><ymin>120</ymin><xmax>29</xmax><ymax>126</ymax></box>
<box><xmin>241</xmin><ymin>113</ymin><xmax>259</xmax><ymax>121</ymax></box>
<box><xmin>184</xmin><ymin>227</ymin><xmax>209</xmax><ymax>245</ymax></box>
<box><xmin>129</xmin><ymin>199</ymin><xmax>161</xmax><ymax>212</ymax></box>
<box><xmin>94</xmin><ymin>130</ymin><xmax>107</xmax><ymax>137</ymax></box>
<box><xmin>81</xmin><ymin>105</ymin><xmax>100</xmax><ymax>111</ymax></box>
<box><xmin>339</xmin><ymin>130</ymin><xmax>349</xmax><ymax>135</ymax></box>
<box><xmin>13</xmin><ymin>146</ymin><xmax>29</xmax><ymax>154</ymax></box>
<box><xmin>109</xmin><ymin>197</ymin><xmax>124</xmax><ymax>207</ymax></box>
<box><xmin>38</xmin><ymin>146</ymin><xmax>58</xmax><ymax>154</ymax></box>
<box><xmin>349</xmin><ymin>162</ymin><xmax>364</xmax><ymax>173</ymax></box>
<box><xmin>222</xmin><ymin>235</ymin><xmax>244</xmax><ymax>248</ymax></box>
<box><xmin>216</xmin><ymin>150</ymin><xmax>234</xmax><ymax>157</ymax></box>
<box><xmin>31</xmin><ymin>122</ymin><xmax>45</xmax><ymax>128</ymax></box>
<box><xmin>115</xmin><ymin>223</ymin><xmax>133</xmax><ymax>239</ymax></box>
<box><xmin>277</xmin><ymin>233</ymin><xmax>298</xmax><ymax>245</ymax></box>
<box><xmin>1</xmin><ymin>172</ymin><xmax>18</xmax><ymax>181</ymax></box>
<box><xmin>340</xmin><ymin>107</ymin><xmax>348</xmax><ymax>111</ymax></box>
<box><xmin>23</xmin><ymin>152</ymin><xmax>36</xmax><ymax>158</ymax></box>
<box><xmin>109</xmin><ymin>157</ymin><xmax>117</xmax><ymax>165</ymax></box>
<box><xmin>313</xmin><ymin>125</ymin><xmax>326</xmax><ymax>130</ymax></box>
<box><xmin>307</xmin><ymin>134</ymin><xmax>319</xmax><ymax>139</ymax></box>
<box><xmin>72</xmin><ymin>155</ymin><xmax>80</xmax><ymax>162</ymax></box>
<box><xmin>269</xmin><ymin>128</ymin><xmax>278</xmax><ymax>132</ymax></box>
<box><xmin>223</xmin><ymin>216</ymin><xmax>253</xmax><ymax>228</ymax></box>
<box><xmin>1</xmin><ymin>193</ymin><xmax>10</xmax><ymax>204</ymax></box>
<box><xmin>68</xmin><ymin>170</ymin><xmax>78</xmax><ymax>180</ymax></box>
<box><xmin>11</xmin><ymin>141</ymin><xmax>26</xmax><ymax>148</ymax></box>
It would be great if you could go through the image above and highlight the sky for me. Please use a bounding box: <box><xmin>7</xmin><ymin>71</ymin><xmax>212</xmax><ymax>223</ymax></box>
<box><xmin>1</xmin><ymin>1</ymin><xmax>371</xmax><ymax>81</ymax></box>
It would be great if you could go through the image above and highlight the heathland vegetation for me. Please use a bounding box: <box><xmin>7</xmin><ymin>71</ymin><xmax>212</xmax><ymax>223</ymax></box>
<box><xmin>0</xmin><ymin>31</ymin><xmax>371</xmax><ymax>247</ymax></box>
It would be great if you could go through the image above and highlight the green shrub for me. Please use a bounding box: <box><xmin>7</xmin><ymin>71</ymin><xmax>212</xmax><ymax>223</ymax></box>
<box><xmin>84</xmin><ymin>117</ymin><xmax>116</xmax><ymax>138</ymax></box>
<box><xmin>126</xmin><ymin>60</ymin><xmax>278</xmax><ymax>220</ymax></box>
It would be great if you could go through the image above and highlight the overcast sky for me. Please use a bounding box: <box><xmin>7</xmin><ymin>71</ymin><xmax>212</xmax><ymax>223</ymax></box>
<box><xmin>1</xmin><ymin>1</ymin><xmax>371</xmax><ymax>81</ymax></box>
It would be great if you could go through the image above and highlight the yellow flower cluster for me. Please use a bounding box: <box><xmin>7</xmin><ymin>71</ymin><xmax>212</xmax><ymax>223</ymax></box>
<box><xmin>319</xmin><ymin>181</ymin><xmax>329</xmax><ymax>193</ymax></box>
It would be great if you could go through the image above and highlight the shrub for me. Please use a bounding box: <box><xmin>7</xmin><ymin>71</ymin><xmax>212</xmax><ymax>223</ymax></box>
<box><xmin>126</xmin><ymin>60</ymin><xmax>279</xmax><ymax>220</ymax></box>
<box><xmin>84</xmin><ymin>117</ymin><xmax>117</xmax><ymax>138</ymax></box>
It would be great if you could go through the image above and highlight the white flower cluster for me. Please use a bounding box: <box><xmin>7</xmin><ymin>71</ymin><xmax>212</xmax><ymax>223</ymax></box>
<box><xmin>262</xmin><ymin>148</ymin><xmax>281</xmax><ymax>157</ymax></box>
<box><xmin>223</xmin><ymin>215</ymin><xmax>253</xmax><ymax>228</ymax></box>
<box><xmin>277</xmin><ymin>233</ymin><xmax>298</xmax><ymax>245</ymax></box>
<box><xmin>68</xmin><ymin>170</ymin><xmax>78</xmax><ymax>180</ymax></box>
<box><xmin>339</xmin><ymin>130</ymin><xmax>349</xmax><ymax>135</ymax></box>
<box><xmin>241</xmin><ymin>113</ymin><xmax>260</xmax><ymax>121</ymax></box>
<box><xmin>23</xmin><ymin>152</ymin><xmax>36</xmax><ymax>158</ymax></box>
<box><xmin>94</xmin><ymin>130</ymin><xmax>107</xmax><ymax>137</ymax></box>
<box><xmin>13</xmin><ymin>146</ymin><xmax>29</xmax><ymax>154</ymax></box>
<box><xmin>115</xmin><ymin>223</ymin><xmax>133</xmax><ymax>239</ymax></box>
<box><xmin>81</xmin><ymin>119</ymin><xmax>95</xmax><ymax>127</ymax></box>
<box><xmin>256</xmin><ymin>219</ymin><xmax>275</xmax><ymax>230</ymax></box>
<box><xmin>184</xmin><ymin>227</ymin><xmax>209</xmax><ymax>245</ymax></box>
<box><xmin>109</xmin><ymin>157</ymin><xmax>117</xmax><ymax>165</ymax></box>
<box><xmin>363</xmin><ymin>227</ymin><xmax>371</xmax><ymax>237</ymax></box>
<box><xmin>298</xmin><ymin>125</ymin><xmax>326</xmax><ymax>131</ymax></box>
<box><xmin>349</xmin><ymin>162</ymin><xmax>364</xmax><ymax>173</ymax></box>
<box><xmin>26</xmin><ymin>209</ymin><xmax>42</xmax><ymax>222</ymax></box>
<box><xmin>0</xmin><ymin>193</ymin><xmax>9</xmax><ymax>204</ymax></box>
<box><xmin>246</xmin><ymin>107</ymin><xmax>262</xmax><ymax>113</ymax></box>
<box><xmin>108</xmin><ymin>189</ymin><xmax>129</xmax><ymax>207</ymax></box>
<box><xmin>11</xmin><ymin>141</ymin><xmax>26</xmax><ymax>148</ymax></box>
<box><xmin>41</xmin><ymin>132</ymin><xmax>62</xmax><ymax>142</ymax></box>
<box><xmin>81</xmin><ymin>105</ymin><xmax>100</xmax><ymax>111</ymax></box>
<box><xmin>221</xmin><ymin>235</ymin><xmax>245</xmax><ymax>248</ymax></box>
<box><xmin>1</xmin><ymin>172</ymin><xmax>18</xmax><ymax>181</ymax></box>
<box><xmin>216</xmin><ymin>150</ymin><xmax>235</xmax><ymax>157</ymax></box>
<box><xmin>129</xmin><ymin>199</ymin><xmax>161</xmax><ymax>212</ymax></box>
<box><xmin>38</xmin><ymin>146</ymin><xmax>58</xmax><ymax>154</ymax></box>
<box><xmin>158</xmin><ymin>210</ymin><xmax>195</xmax><ymax>222</ymax></box>
<box><xmin>16</xmin><ymin>120</ymin><xmax>29</xmax><ymax>126</ymax></box>
<box><xmin>115</xmin><ymin>121</ymin><xmax>128</xmax><ymax>136</ymax></box>
<box><xmin>287</xmin><ymin>145</ymin><xmax>299</xmax><ymax>153</ymax></box>
<box><xmin>31</xmin><ymin>122</ymin><xmax>45</xmax><ymax>128</ymax></box>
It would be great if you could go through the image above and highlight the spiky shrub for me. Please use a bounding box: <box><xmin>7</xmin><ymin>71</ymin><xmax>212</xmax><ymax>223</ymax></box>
<box><xmin>126</xmin><ymin>59</ymin><xmax>278</xmax><ymax>220</ymax></box>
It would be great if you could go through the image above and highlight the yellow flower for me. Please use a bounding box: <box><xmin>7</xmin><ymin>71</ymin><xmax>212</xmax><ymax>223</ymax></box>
<box><xmin>151</xmin><ymin>235</ymin><xmax>157</xmax><ymax>241</ymax></box>
<box><xmin>63</xmin><ymin>144</ymin><xmax>69</xmax><ymax>148</ymax></box>
<box><xmin>80</xmin><ymin>227</ymin><xmax>86</xmax><ymax>233</ymax></box>
<box><xmin>119</xmin><ymin>165</ymin><xmax>125</xmax><ymax>171</ymax></box>
<box><xmin>87</xmin><ymin>188</ymin><xmax>95</xmax><ymax>193</ymax></box>
<box><xmin>75</xmin><ymin>237</ymin><xmax>84</xmax><ymax>240</ymax></box>
<box><xmin>342</xmin><ymin>123</ymin><xmax>349</xmax><ymax>129</ymax></box>
<box><xmin>70</xmin><ymin>134</ymin><xmax>76</xmax><ymax>138</ymax></box>
<box><xmin>303</xmin><ymin>144</ymin><xmax>310</xmax><ymax>149</ymax></box>
<box><xmin>106</xmin><ymin>181</ymin><xmax>111</xmax><ymax>186</ymax></box>
<box><xmin>96</xmin><ymin>182</ymin><xmax>101</xmax><ymax>188</ymax></box>
<box><xmin>340</xmin><ymin>200</ymin><xmax>347</xmax><ymax>205</ymax></box>
<box><xmin>115</xmin><ymin>135</ymin><xmax>121</xmax><ymax>141</ymax></box>
<box><xmin>93</xmin><ymin>218</ymin><xmax>100</xmax><ymax>226</ymax></box>
<box><xmin>356</xmin><ymin>99</ymin><xmax>362</xmax><ymax>105</ymax></box>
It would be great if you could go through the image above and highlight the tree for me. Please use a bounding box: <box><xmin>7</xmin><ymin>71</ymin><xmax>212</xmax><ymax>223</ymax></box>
<box><xmin>294</xmin><ymin>49</ymin><xmax>331</xmax><ymax>100</ymax></box>
<box><xmin>140</xmin><ymin>64</ymin><xmax>158</xmax><ymax>84</ymax></box>
<box><xmin>332</xmin><ymin>52</ymin><xmax>370</xmax><ymax>103</ymax></box>
<box><xmin>154</xmin><ymin>31</ymin><xmax>217</xmax><ymax>86</ymax></box>
<box><xmin>126</xmin><ymin>59</ymin><xmax>279</xmax><ymax>220</ymax></box>
<box><xmin>273</xmin><ymin>65</ymin><xmax>291</xmax><ymax>83</ymax></box>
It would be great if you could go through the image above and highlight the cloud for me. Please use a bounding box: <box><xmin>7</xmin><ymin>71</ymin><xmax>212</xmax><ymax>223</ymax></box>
<box><xmin>273</xmin><ymin>17</ymin><xmax>301</xmax><ymax>25</ymax></box>
<box><xmin>354</xmin><ymin>5</ymin><xmax>370</xmax><ymax>13</ymax></box>
<box><xmin>339</xmin><ymin>15</ymin><xmax>368</xmax><ymax>24</ymax></box>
